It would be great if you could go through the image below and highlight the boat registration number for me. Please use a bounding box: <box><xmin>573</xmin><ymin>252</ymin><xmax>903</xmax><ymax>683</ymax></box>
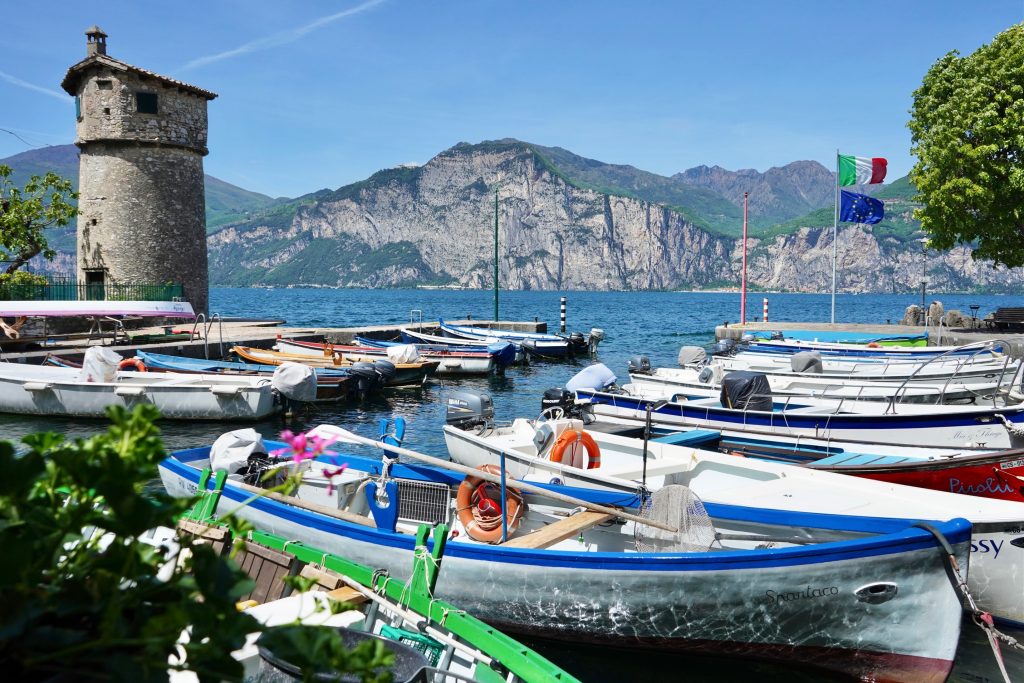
<box><xmin>1001</xmin><ymin>458</ymin><xmax>1024</xmax><ymax>471</ymax></box>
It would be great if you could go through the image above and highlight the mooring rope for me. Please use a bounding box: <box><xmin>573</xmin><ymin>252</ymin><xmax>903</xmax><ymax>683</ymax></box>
<box><xmin>913</xmin><ymin>522</ymin><xmax>1022</xmax><ymax>683</ymax></box>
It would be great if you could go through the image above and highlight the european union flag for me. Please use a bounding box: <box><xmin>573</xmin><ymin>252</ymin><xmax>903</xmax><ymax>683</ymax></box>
<box><xmin>839</xmin><ymin>190</ymin><xmax>884</xmax><ymax>224</ymax></box>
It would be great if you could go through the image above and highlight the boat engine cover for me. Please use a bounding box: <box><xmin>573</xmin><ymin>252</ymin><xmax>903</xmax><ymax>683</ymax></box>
<box><xmin>446</xmin><ymin>390</ymin><xmax>494</xmax><ymax>429</ymax></box>
<box><xmin>541</xmin><ymin>387</ymin><xmax>574</xmax><ymax>416</ymax></box>
<box><xmin>627</xmin><ymin>355</ymin><xmax>652</xmax><ymax>374</ymax></box>
<box><xmin>565</xmin><ymin>363</ymin><xmax>617</xmax><ymax>392</ymax></box>
<box><xmin>791</xmin><ymin>351</ymin><xmax>823</xmax><ymax>374</ymax></box>
<box><xmin>81</xmin><ymin>346</ymin><xmax>122</xmax><ymax>382</ymax></box>
<box><xmin>720</xmin><ymin>371</ymin><xmax>773</xmax><ymax>411</ymax></box>
<box><xmin>711</xmin><ymin>339</ymin><xmax>738</xmax><ymax>357</ymax></box>
<box><xmin>373</xmin><ymin>359</ymin><xmax>397</xmax><ymax>382</ymax></box>
<box><xmin>272</xmin><ymin>362</ymin><xmax>317</xmax><ymax>402</ymax></box>
<box><xmin>210</xmin><ymin>428</ymin><xmax>267</xmax><ymax>476</ymax></box>
<box><xmin>677</xmin><ymin>346</ymin><xmax>707</xmax><ymax>367</ymax></box>
<box><xmin>385</xmin><ymin>344</ymin><xmax>420</xmax><ymax>364</ymax></box>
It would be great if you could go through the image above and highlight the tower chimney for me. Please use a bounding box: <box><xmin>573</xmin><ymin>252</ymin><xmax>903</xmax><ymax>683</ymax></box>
<box><xmin>85</xmin><ymin>25</ymin><xmax>107</xmax><ymax>56</ymax></box>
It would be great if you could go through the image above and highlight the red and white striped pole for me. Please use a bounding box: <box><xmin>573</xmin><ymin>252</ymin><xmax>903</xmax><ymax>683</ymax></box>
<box><xmin>763</xmin><ymin>297</ymin><xmax>769</xmax><ymax>323</ymax></box>
<box><xmin>740</xmin><ymin>192</ymin><xmax>748</xmax><ymax>324</ymax></box>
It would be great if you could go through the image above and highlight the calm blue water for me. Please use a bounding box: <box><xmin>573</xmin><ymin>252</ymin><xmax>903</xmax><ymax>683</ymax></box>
<box><xmin>2</xmin><ymin>287</ymin><xmax>1022</xmax><ymax>681</ymax></box>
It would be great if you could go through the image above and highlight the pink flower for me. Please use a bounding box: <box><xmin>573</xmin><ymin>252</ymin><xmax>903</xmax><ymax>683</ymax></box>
<box><xmin>322</xmin><ymin>463</ymin><xmax>349</xmax><ymax>495</ymax></box>
<box><xmin>269</xmin><ymin>429</ymin><xmax>339</xmax><ymax>464</ymax></box>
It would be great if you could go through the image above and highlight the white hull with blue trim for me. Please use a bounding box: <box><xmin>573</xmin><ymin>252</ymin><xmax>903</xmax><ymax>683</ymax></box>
<box><xmin>160</xmin><ymin>443</ymin><xmax>969</xmax><ymax>682</ymax></box>
<box><xmin>443</xmin><ymin>417</ymin><xmax>1024</xmax><ymax>628</ymax></box>
<box><xmin>576</xmin><ymin>386</ymin><xmax>1024</xmax><ymax>449</ymax></box>
<box><xmin>438</xmin><ymin>320</ymin><xmax>571</xmax><ymax>357</ymax></box>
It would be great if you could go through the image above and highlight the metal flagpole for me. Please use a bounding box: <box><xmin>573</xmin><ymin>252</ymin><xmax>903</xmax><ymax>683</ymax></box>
<box><xmin>831</xmin><ymin>149</ymin><xmax>839</xmax><ymax>324</ymax></box>
<box><xmin>741</xmin><ymin>191</ymin><xmax>748</xmax><ymax>324</ymax></box>
<box><xmin>493</xmin><ymin>188</ymin><xmax>499</xmax><ymax>321</ymax></box>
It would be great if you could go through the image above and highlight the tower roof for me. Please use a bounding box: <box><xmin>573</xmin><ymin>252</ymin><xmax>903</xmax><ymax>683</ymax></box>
<box><xmin>62</xmin><ymin>54</ymin><xmax>217</xmax><ymax>100</ymax></box>
<box><xmin>85</xmin><ymin>25</ymin><xmax>107</xmax><ymax>38</ymax></box>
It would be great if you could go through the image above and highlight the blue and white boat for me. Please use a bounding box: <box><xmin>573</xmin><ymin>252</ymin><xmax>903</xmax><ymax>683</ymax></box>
<box><xmin>399</xmin><ymin>328</ymin><xmax>524</xmax><ymax>363</ymax></box>
<box><xmin>439</xmin><ymin>319</ymin><xmax>574</xmax><ymax>358</ymax></box>
<box><xmin>160</xmin><ymin>432</ymin><xmax>970</xmax><ymax>683</ymax></box>
<box><xmin>741</xmin><ymin>338</ymin><xmax>1003</xmax><ymax>359</ymax></box>
<box><xmin>356</xmin><ymin>335</ymin><xmax>518</xmax><ymax>368</ymax></box>
<box><xmin>575</xmin><ymin>385</ymin><xmax>1024</xmax><ymax>449</ymax></box>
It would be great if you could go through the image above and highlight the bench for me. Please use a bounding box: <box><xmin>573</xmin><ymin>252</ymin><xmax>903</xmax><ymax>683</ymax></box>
<box><xmin>992</xmin><ymin>308</ymin><xmax>1024</xmax><ymax>330</ymax></box>
<box><xmin>502</xmin><ymin>510</ymin><xmax>614</xmax><ymax>549</ymax></box>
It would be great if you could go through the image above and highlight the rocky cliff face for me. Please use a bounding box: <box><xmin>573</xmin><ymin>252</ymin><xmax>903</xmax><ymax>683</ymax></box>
<box><xmin>208</xmin><ymin>141</ymin><xmax>1024</xmax><ymax>293</ymax></box>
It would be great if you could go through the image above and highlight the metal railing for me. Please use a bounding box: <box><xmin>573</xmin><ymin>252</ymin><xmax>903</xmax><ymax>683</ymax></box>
<box><xmin>0</xmin><ymin>279</ymin><xmax>183</xmax><ymax>302</ymax></box>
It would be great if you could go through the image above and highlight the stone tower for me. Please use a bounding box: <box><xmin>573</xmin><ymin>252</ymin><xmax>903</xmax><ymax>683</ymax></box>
<box><xmin>61</xmin><ymin>26</ymin><xmax>217</xmax><ymax>314</ymax></box>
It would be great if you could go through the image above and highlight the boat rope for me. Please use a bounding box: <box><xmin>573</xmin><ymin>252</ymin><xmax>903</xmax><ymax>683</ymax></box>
<box><xmin>913</xmin><ymin>522</ymin><xmax>1022</xmax><ymax>683</ymax></box>
<box><xmin>996</xmin><ymin>412</ymin><xmax>1024</xmax><ymax>438</ymax></box>
<box><xmin>371</xmin><ymin>568</ymin><xmax>391</xmax><ymax>595</ymax></box>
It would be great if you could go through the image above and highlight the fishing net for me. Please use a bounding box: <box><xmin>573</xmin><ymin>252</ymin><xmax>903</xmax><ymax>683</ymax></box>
<box><xmin>635</xmin><ymin>485</ymin><xmax>717</xmax><ymax>553</ymax></box>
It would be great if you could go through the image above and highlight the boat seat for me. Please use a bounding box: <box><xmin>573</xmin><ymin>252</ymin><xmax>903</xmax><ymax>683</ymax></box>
<box><xmin>501</xmin><ymin>510</ymin><xmax>614</xmax><ymax>549</ymax></box>
<box><xmin>809</xmin><ymin>452</ymin><xmax>916</xmax><ymax>467</ymax></box>
<box><xmin>651</xmin><ymin>429</ymin><xmax>721</xmax><ymax>448</ymax></box>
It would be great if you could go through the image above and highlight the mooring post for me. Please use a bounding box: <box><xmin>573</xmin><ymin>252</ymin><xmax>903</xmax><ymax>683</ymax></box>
<box><xmin>763</xmin><ymin>297</ymin><xmax>769</xmax><ymax>323</ymax></box>
<box><xmin>560</xmin><ymin>296</ymin><xmax>567</xmax><ymax>333</ymax></box>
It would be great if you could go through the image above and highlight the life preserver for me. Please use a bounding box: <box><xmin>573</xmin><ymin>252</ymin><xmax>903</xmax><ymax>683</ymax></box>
<box><xmin>455</xmin><ymin>464</ymin><xmax>524</xmax><ymax>544</ymax></box>
<box><xmin>866</xmin><ymin>342</ymin><xmax>881</xmax><ymax>348</ymax></box>
<box><xmin>549</xmin><ymin>429</ymin><xmax>601</xmax><ymax>469</ymax></box>
<box><xmin>118</xmin><ymin>358</ymin><xmax>147</xmax><ymax>372</ymax></box>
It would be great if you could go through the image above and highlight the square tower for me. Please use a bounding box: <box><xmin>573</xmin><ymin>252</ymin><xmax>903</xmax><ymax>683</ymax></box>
<box><xmin>61</xmin><ymin>27</ymin><xmax>217</xmax><ymax>314</ymax></box>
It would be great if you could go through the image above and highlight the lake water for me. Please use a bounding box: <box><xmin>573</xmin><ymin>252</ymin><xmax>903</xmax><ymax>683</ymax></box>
<box><xmin>2</xmin><ymin>287</ymin><xmax>1022</xmax><ymax>681</ymax></box>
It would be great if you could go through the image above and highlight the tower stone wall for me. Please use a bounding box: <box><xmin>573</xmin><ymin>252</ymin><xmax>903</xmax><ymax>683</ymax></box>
<box><xmin>62</xmin><ymin>28</ymin><xmax>216</xmax><ymax>314</ymax></box>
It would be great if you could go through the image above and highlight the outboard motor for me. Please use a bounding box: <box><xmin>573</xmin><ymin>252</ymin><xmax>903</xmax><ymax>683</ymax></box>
<box><xmin>349</xmin><ymin>361</ymin><xmax>382</xmax><ymax>398</ymax></box>
<box><xmin>740</xmin><ymin>333</ymin><xmax>757</xmax><ymax>345</ymax></box>
<box><xmin>567</xmin><ymin>331</ymin><xmax>587</xmax><ymax>357</ymax></box>
<box><xmin>372</xmin><ymin>359</ymin><xmax>397</xmax><ymax>386</ymax></box>
<box><xmin>271</xmin><ymin>362</ymin><xmax>318</xmax><ymax>416</ymax></box>
<box><xmin>720</xmin><ymin>371</ymin><xmax>773</xmax><ymax>412</ymax></box>
<box><xmin>541</xmin><ymin>387</ymin><xmax>575</xmax><ymax>418</ymax></box>
<box><xmin>790</xmin><ymin>351</ymin><xmax>823</xmax><ymax>374</ymax></box>
<box><xmin>588</xmin><ymin>328</ymin><xmax>605</xmax><ymax>355</ymax></box>
<box><xmin>770</xmin><ymin>331</ymin><xmax>785</xmax><ymax>341</ymax></box>
<box><xmin>677</xmin><ymin>346</ymin><xmax>707</xmax><ymax>367</ymax></box>
<box><xmin>446</xmin><ymin>390</ymin><xmax>495</xmax><ymax>430</ymax></box>
<box><xmin>711</xmin><ymin>339</ymin><xmax>737</xmax><ymax>357</ymax></box>
<box><xmin>628</xmin><ymin>355</ymin><xmax>652</xmax><ymax>375</ymax></box>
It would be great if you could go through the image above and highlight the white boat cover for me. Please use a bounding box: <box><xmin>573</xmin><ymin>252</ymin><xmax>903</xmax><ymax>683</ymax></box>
<box><xmin>791</xmin><ymin>351</ymin><xmax>824</xmax><ymax>373</ymax></box>
<box><xmin>566</xmin><ymin>363</ymin><xmax>617</xmax><ymax>392</ymax></box>
<box><xmin>271</xmin><ymin>362</ymin><xmax>317</xmax><ymax>402</ymax></box>
<box><xmin>678</xmin><ymin>346</ymin><xmax>707</xmax><ymax>366</ymax></box>
<box><xmin>210</xmin><ymin>428</ymin><xmax>266</xmax><ymax>475</ymax></box>
<box><xmin>80</xmin><ymin>347</ymin><xmax>122</xmax><ymax>383</ymax></box>
<box><xmin>386</xmin><ymin>344</ymin><xmax>420</xmax><ymax>364</ymax></box>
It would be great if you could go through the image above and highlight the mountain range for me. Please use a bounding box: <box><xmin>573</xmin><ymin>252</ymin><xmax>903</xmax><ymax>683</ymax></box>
<box><xmin>2</xmin><ymin>140</ymin><xmax>1019</xmax><ymax>293</ymax></box>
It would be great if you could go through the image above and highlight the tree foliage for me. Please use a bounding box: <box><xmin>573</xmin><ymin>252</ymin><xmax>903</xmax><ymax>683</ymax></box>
<box><xmin>908</xmin><ymin>24</ymin><xmax>1024</xmax><ymax>266</ymax></box>
<box><xmin>0</xmin><ymin>406</ymin><xmax>393</xmax><ymax>681</ymax></box>
<box><xmin>0</xmin><ymin>164</ymin><xmax>78</xmax><ymax>275</ymax></box>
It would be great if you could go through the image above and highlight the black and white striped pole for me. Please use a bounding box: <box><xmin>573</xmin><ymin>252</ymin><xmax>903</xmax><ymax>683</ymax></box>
<box><xmin>559</xmin><ymin>296</ymin><xmax>567</xmax><ymax>333</ymax></box>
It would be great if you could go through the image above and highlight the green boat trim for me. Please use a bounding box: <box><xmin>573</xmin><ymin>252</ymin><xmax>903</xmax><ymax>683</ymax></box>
<box><xmin>182</xmin><ymin>469</ymin><xmax>579</xmax><ymax>683</ymax></box>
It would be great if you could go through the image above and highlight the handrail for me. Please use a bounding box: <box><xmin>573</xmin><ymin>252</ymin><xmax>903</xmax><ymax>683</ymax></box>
<box><xmin>206</xmin><ymin>313</ymin><xmax>224</xmax><ymax>359</ymax></box>
<box><xmin>190</xmin><ymin>313</ymin><xmax>206</xmax><ymax>357</ymax></box>
<box><xmin>890</xmin><ymin>339</ymin><xmax>1012</xmax><ymax>410</ymax></box>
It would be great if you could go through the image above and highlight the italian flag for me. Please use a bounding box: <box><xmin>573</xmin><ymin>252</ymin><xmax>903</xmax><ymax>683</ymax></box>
<box><xmin>838</xmin><ymin>155</ymin><xmax>887</xmax><ymax>186</ymax></box>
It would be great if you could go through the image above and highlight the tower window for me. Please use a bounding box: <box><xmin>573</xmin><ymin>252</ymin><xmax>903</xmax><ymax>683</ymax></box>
<box><xmin>75</xmin><ymin>96</ymin><xmax>82</xmax><ymax>121</ymax></box>
<box><xmin>96</xmin><ymin>80</ymin><xmax>112</xmax><ymax>90</ymax></box>
<box><xmin>136</xmin><ymin>92</ymin><xmax>158</xmax><ymax>114</ymax></box>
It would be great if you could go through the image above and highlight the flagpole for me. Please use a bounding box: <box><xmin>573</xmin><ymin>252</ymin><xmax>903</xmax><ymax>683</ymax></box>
<box><xmin>740</xmin><ymin>191</ymin><xmax>748</xmax><ymax>324</ymax></box>
<box><xmin>831</xmin><ymin>149</ymin><xmax>839</xmax><ymax>324</ymax></box>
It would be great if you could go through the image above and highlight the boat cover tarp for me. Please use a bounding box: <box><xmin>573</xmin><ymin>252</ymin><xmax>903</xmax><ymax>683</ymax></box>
<box><xmin>791</xmin><ymin>351</ymin><xmax>824</xmax><ymax>374</ymax></box>
<box><xmin>566</xmin><ymin>363</ymin><xmax>617</xmax><ymax>392</ymax></box>
<box><xmin>385</xmin><ymin>344</ymin><xmax>420</xmax><ymax>364</ymax></box>
<box><xmin>271</xmin><ymin>362</ymin><xmax>318</xmax><ymax>402</ymax></box>
<box><xmin>81</xmin><ymin>346</ymin><xmax>122</xmax><ymax>382</ymax></box>
<box><xmin>720</xmin><ymin>371</ymin><xmax>772</xmax><ymax>411</ymax></box>
<box><xmin>678</xmin><ymin>346</ymin><xmax>707</xmax><ymax>366</ymax></box>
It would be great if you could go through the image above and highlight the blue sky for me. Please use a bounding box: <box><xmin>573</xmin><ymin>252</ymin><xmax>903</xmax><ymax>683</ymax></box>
<box><xmin>1</xmin><ymin>1</ymin><xmax>1021</xmax><ymax>198</ymax></box>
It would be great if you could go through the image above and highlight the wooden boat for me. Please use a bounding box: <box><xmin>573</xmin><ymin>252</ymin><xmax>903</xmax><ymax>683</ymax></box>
<box><xmin>0</xmin><ymin>362</ymin><xmax>280</xmax><ymax>420</ymax></box>
<box><xmin>573</xmin><ymin>384</ymin><xmax>1024</xmax><ymax>449</ymax></box>
<box><xmin>168</xmin><ymin>516</ymin><xmax>578</xmax><ymax>682</ymax></box>
<box><xmin>439</xmin><ymin>319</ymin><xmax>576</xmax><ymax>358</ymax></box>
<box><xmin>399</xmin><ymin>328</ymin><xmax>524</xmax><ymax>363</ymax></box>
<box><xmin>160</xmin><ymin>435</ymin><xmax>971</xmax><ymax>682</ymax></box>
<box><xmin>231</xmin><ymin>346</ymin><xmax>439</xmax><ymax>388</ymax></box>
<box><xmin>275</xmin><ymin>338</ymin><xmax>496</xmax><ymax>376</ymax></box>
<box><xmin>132</xmin><ymin>351</ymin><xmax>357</xmax><ymax>402</ymax></box>
<box><xmin>442</xmin><ymin>410</ymin><xmax>1024</xmax><ymax>628</ymax></box>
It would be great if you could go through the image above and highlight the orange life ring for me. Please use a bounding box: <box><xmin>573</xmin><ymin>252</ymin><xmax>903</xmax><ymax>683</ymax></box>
<box><xmin>866</xmin><ymin>342</ymin><xmax>881</xmax><ymax>348</ymax></box>
<box><xmin>118</xmin><ymin>358</ymin><xmax>147</xmax><ymax>372</ymax></box>
<box><xmin>549</xmin><ymin>429</ymin><xmax>601</xmax><ymax>469</ymax></box>
<box><xmin>455</xmin><ymin>464</ymin><xmax>524</xmax><ymax>544</ymax></box>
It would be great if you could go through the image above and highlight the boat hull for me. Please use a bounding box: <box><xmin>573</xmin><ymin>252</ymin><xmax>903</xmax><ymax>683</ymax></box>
<box><xmin>160</xmin><ymin>451</ymin><xmax>967</xmax><ymax>682</ymax></box>
<box><xmin>275</xmin><ymin>339</ymin><xmax>494</xmax><ymax>376</ymax></box>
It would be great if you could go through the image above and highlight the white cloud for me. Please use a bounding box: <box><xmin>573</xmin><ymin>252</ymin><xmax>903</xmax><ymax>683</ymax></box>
<box><xmin>0</xmin><ymin>70</ymin><xmax>70</xmax><ymax>103</ymax></box>
<box><xmin>181</xmin><ymin>0</ymin><xmax>387</xmax><ymax>71</ymax></box>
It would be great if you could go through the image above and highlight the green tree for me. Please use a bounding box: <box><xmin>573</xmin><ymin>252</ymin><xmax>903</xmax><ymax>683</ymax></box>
<box><xmin>0</xmin><ymin>406</ymin><xmax>392</xmax><ymax>681</ymax></box>
<box><xmin>0</xmin><ymin>164</ymin><xmax>78</xmax><ymax>276</ymax></box>
<box><xmin>908</xmin><ymin>23</ymin><xmax>1024</xmax><ymax>266</ymax></box>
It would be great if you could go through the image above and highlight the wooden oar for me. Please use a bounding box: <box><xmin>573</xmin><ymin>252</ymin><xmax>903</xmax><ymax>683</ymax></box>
<box><xmin>310</xmin><ymin>425</ymin><xmax>678</xmax><ymax>533</ymax></box>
